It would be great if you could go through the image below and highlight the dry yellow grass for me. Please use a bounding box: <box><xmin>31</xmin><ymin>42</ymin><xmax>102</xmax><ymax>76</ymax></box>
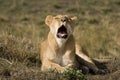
<box><xmin>0</xmin><ymin>0</ymin><xmax>120</xmax><ymax>80</ymax></box>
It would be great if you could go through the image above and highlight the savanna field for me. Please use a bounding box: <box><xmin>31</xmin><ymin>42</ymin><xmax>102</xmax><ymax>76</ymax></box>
<box><xmin>0</xmin><ymin>0</ymin><xmax>120</xmax><ymax>80</ymax></box>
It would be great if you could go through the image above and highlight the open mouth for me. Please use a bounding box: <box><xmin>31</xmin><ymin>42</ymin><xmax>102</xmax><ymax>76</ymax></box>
<box><xmin>57</xmin><ymin>25</ymin><xmax>68</xmax><ymax>39</ymax></box>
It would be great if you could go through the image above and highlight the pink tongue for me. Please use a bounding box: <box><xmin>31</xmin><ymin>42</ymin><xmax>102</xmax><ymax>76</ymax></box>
<box><xmin>58</xmin><ymin>32</ymin><xmax>66</xmax><ymax>37</ymax></box>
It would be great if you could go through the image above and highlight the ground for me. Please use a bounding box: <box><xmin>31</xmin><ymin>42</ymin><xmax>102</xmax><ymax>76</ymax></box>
<box><xmin>0</xmin><ymin>0</ymin><xmax>120</xmax><ymax>80</ymax></box>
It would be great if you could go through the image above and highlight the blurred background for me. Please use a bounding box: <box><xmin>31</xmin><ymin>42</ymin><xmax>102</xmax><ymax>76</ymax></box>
<box><xmin>0</xmin><ymin>0</ymin><xmax>120</xmax><ymax>80</ymax></box>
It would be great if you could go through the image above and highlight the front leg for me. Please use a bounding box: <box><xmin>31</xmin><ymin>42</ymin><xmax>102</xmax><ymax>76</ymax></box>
<box><xmin>62</xmin><ymin>49</ymin><xmax>77</xmax><ymax>69</ymax></box>
<box><xmin>65</xmin><ymin>63</ymin><xmax>76</xmax><ymax>69</ymax></box>
<box><xmin>41</xmin><ymin>59</ymin><xmax>65</xmax><ymax>73</ymax></box>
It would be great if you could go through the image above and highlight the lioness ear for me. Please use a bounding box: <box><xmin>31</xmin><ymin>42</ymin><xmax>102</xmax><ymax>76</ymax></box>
<box><xmin>45</xmin><ymin>15</ymin><xmax>53</xmax><ymax>26</ymax></box>
<box><xmin>71</xmin><ymin>16</ymin><xmax>77</xmax><ymax>23</ymax></box>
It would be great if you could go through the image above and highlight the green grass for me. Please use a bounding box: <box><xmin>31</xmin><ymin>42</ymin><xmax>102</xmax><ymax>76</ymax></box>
<box><xmin>0</xmin><ymin>0</ymin><xmax>120</xmax><ymax>80</ymax></box>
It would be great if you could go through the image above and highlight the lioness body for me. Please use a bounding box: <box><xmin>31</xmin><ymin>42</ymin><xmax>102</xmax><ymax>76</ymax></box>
<box><xmin>40</xmin><ymin>15</ymin><xmax>100</xmax><ymax>73</ymax></box>
<box><xmin>41</xmin><ymin>33</ymin><xmax>76</xmax><ymax>72</ymax></box>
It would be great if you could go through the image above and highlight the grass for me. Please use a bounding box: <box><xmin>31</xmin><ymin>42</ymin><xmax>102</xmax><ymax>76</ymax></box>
<box><xmin>0</xmin><ymin>0</ymin><xmax>120</xmax><ymax>80</ymax></box>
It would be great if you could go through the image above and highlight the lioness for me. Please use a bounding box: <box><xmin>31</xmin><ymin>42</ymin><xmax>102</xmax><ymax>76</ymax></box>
<box><xmin>40</xmin><ymin>15</ymin><xmax>105</xmax><ymax>74</ymax></box>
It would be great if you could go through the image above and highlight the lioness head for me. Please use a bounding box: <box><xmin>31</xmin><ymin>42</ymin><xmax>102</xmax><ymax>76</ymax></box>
<box><xmin>45</xmin><ymin>15</ymin><xmax>77</xmax><ymax>39</ymax></box>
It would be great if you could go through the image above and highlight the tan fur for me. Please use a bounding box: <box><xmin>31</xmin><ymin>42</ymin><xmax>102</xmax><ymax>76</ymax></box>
<box><xmin>40</xmin><ymin>15</ymin><xmax>99</xmax><ymax>73</ymax></box>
